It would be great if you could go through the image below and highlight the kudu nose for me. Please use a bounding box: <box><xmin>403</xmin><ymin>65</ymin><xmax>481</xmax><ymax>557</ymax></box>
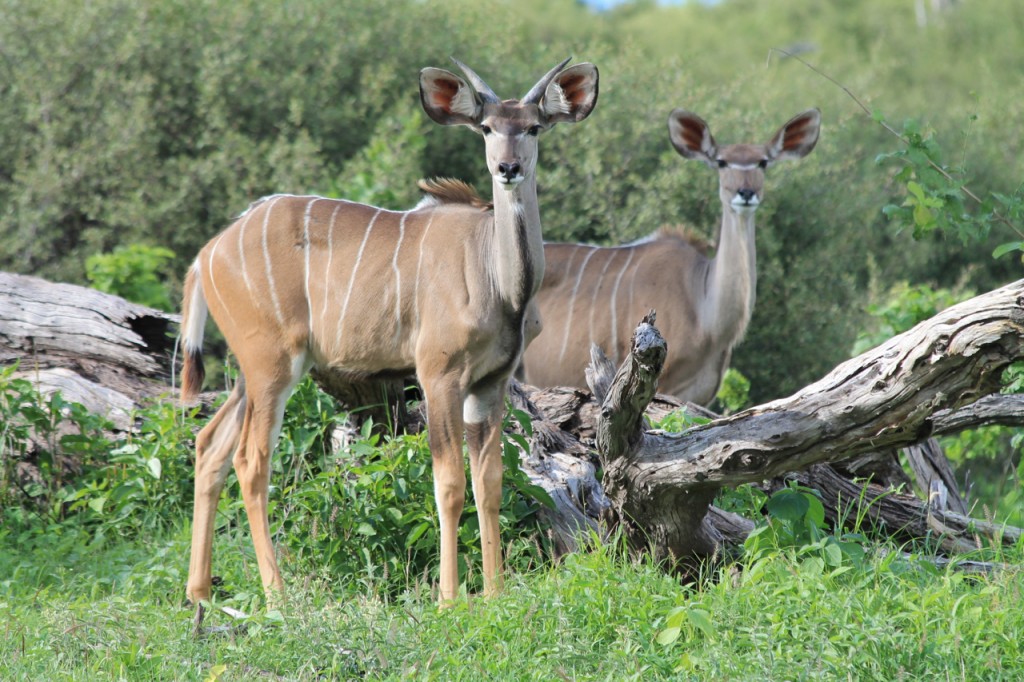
<box><xmin>737</xmin><ymin>188</ymin><xmax>757</xmax><ymax>203</ymax></box>
<box><xmin>498</xmin><ymin>161</ymin><xmax>522</xmax><ymax>181</ymax></box>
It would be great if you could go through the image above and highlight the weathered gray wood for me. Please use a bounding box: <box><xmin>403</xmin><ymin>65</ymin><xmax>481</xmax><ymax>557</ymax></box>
<box><xmin>588</xmin><ymin>279</ymin><xmax>1024</xmax><ymax>563</ymax></box>
<box><xmin>902</xmin><ymin>437</ymin><xmax>969</xmax><ymax>514</ymax></box>
<box><xmin>0</xmin><ymin>271</ymin><xmax>179</xmax><ymax>414</ymax></box>
<box><xmin>766</xmin><ymin>464</ymin><xmax>1020</xmax><ymax>551</ymax></box>
<box><xmin>930</xmin><ymin>393</ymin><xmax>1024</xmax><ymax>434</ymax></box>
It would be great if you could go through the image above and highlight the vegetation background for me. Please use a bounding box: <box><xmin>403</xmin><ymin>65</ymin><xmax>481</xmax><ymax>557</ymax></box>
<box><xmin>2</xmin><ymin>0</ymin><xmax>1023</xmax><ymax>679</ymax></box>
<box><xmin>1</xmin><ymin>0</ymin><xmax>1021</xmax><ymax>400</ymax></box>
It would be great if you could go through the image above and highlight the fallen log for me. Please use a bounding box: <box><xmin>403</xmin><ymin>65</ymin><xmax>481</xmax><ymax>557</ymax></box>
<box><xmin>575</xmin><ymin>279</ymin><xmax>1024</xmax><ymax>564</ymax></box>
<box><xmin>0</xmin><ymin>271</ymin><xmax>178</xmax><ymax>426</ymax></box>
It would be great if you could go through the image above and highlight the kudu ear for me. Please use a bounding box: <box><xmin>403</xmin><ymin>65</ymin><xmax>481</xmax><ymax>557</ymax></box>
<box><xmin>668</xmin><ymin>110</ymin><xmax>719</xmax><ymax>168</ymax></box>
<box><xmin>765</xmin><ymin>108</ymin><xmax>821</xmax><ymax>164</ymax></box>
<box><xmin>419</xmin><ymin>67</ymin><xmax>482</xmax><ymax>127</ymax></box>
<box><xmin>539</xmin><ymin>63</ymin><xmax>599</xmax><ymax>124</ymax></box>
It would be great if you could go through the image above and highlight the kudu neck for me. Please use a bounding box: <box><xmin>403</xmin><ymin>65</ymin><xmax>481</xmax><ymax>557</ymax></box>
<box><xmin>488</xmin><ymin>176</ymin><xmax>545</xmax><ymax>309</ymax></box>
<box><xmin>704</xmin><ymin>205</ymin><xmax>758</xmax><ymax>337</ymax></box>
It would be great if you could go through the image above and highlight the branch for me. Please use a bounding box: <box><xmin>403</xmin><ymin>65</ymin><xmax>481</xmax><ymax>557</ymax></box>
<box><xmin>768</xmin><ymin>47</ymin><xmax>1024</xmax><ymax>239</ymax></box>
<box><xmin>594</xmin><ymin>279</ymin><xmax>1024</xmax><ymax>561</ymax></box>
<box><xmin>929</xmin><ymin>393</ymin><xmax>1024</xmax><ymax>435</ymax></box>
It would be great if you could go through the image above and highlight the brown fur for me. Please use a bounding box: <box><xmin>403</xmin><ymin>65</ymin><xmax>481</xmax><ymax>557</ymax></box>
<box><xmin>522</xmin><ymin>109</ymin><xmax>820</xmax><ymax>404</ymax></box>
<box><xmin>180</xmin><ymin>59</ymin><xmax>599</xmax><ymax>618</ymax></box>
<box><xmin>417</xmin><ymin>177</ymin><xmax>493</xmax><ymax>210</ymax></box>
<box><xmin>655</xmin><ymin>224</ymin><xmax>715</xmax><ymax>256</ymax></box>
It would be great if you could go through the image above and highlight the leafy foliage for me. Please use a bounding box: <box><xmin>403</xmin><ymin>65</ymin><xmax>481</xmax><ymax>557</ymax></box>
<box><xmin>85</xmin><ymin>244</ymin><xmax>178</xmax><ymax>311</ymax></box>
<box><xmin>743</xmin><ymin>484</ymin><xmax>866</xmax><ymax>570</ymax></box>
<box><xmin>1</xmin><ymin>0</ymin><xmax>1020</xmax><ymax>401</ymax></box>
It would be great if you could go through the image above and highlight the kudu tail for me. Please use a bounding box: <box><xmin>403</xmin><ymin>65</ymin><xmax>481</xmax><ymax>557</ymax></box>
<box><xmin>180</xmin><ymin>263</ymin><xmax>208</xmax><ymax>404</ymax></box>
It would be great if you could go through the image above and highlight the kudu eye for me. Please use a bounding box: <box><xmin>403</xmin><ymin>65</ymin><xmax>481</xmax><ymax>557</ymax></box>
<box><xmin>758</xmin><ymin>159</ymin><xmax>768</xmax><ymax>169</ymax></box>
<box><xmin>480</xmin><ymin>124</ymin><xmax>492</xmax><ymax>135</ymax></box>
<box><xmin>717</xmin><ymin>159</ymin><xmax>728</xmax><ymax>169</ymax></box>
<box><xmin>527</xmin><ymin>125</ymin><xmax>541</xmax><ymax>137</ymax></box>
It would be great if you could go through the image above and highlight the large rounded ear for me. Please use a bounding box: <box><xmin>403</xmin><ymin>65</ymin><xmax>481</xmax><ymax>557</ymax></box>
<box><xmin>765</xmin><ymin>108</ymin><xmax>821</xmax><ymax>164</ymax></box>
<box><xmin>668</xmin><ymin>109</ymin><xmax>718</xmax><ymax>167</ymax></box>
<box><xmin>419</xmin><ymin>67</ymin><xmax>482</xmax><ymax>127</ymax></box>
<box><xmin>540</xmin><ymin>63</ymin><xmax>599</xmax><ymax>124</ymax></box>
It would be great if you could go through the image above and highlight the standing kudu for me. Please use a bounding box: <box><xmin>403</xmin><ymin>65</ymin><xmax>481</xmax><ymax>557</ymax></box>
<box><xmin>521</xmin><ymin>108</ymin><xmax>820</xmax><ymax>404</ymax></box>
<box><xmin>179</xmin><ymin>58</ymin><xmax>598</xmax><ymax>619</ymax></box>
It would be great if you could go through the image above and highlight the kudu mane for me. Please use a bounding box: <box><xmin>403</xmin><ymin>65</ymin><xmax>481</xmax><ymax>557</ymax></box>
<box><xmin>417</xmin><ymin>177</ymin><xmax>493</xmax><ymax>211</ymax></box>
<box><xmin>653</xmin><ymin>224</ymin><xmax>715</xmax><ymax>256</ymax></box>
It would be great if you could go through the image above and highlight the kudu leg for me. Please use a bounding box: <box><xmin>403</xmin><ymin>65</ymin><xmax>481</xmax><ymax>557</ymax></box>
<box><xmin>233</xmin><ymin>379</ymin><xmax>294</xmax><ymax>606</ymax></box>
<box><xmin>187</xmin><ymin>381</ymin><xmax>247</xmax><ymax>606</ymax></box>
<box><xmin>464</xmin><ymin>381</ymin><xmax>507</xmax><ymax>597</ymax></box>
<box><xmin>421</xmin><ymin>376</ymin><xmax>467</xmax><ymax>603</ymax></box>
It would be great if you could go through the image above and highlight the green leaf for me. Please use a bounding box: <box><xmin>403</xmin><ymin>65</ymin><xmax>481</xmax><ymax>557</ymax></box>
<box><xmin>822</xmin><ymin>540</ymin><xmax>844</xmax><ymax>567</ymax></box>
<box><xmin>356</xmin><ymin>522</ymin><xmax>376</xmax><ymax>537</ymax></box>
<box><xmin>766</xmin><ymin>489</ymin><xmax>809</xmax><ymax>522</ymax></box>
<box><xmin>686</xmin><ymin>608</ymin><xmax>716</xmax><ymax>639</ymax></box>
<box><xmin>906</xmin><ymin>181</ymin><xmax>927</xmax><ymax>202</ymax></box>
<box><xmin>805</xmin><ymin>494</ymin><xmax>825</xmax><ymax>528</ymax></box>
<box><xmin>664</xmin><ymin>606</ymin><xmax>687</xmax><ymax>629</ymax></box>
<box><xmin>147</xmin><ymin>457</ymin><xmax>162</xmax><ymax>480</ymax></box>
<box><xmin>992</xmin><ymin>241</ymin><xmax>1024</xmax><ymax>259</ymax></box>
<box><xmin>656</xmin><ymin>626</ymin><xmax>681</xmax><ymax>646</ymax></box>
<box><xmin>405</xmin><ymin>521</ymin><xmax>431</xmax><ymax>548</ymax></box>
<box><xmin>88</xmin><ymin>496</ymin><xmax>107</xmax><ymax>514</ymax></box>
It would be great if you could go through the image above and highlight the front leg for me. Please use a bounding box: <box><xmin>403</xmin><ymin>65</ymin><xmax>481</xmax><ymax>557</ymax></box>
<box><xmin>420</xmin><ymin>374</ymin><xmax>468</xmax><ymax>603</ymax></box>
<box><xmin>464</xmin><ymin>381</ymin><xmax>508</xmax><ymax>597</ymax></box>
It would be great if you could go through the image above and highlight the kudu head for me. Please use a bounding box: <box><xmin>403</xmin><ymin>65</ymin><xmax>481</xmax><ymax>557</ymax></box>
<box><xmin>420</xmin><ymin>58</ymin><xmax>599</xmax><ymax>190</ymax></box>
<box><xmin>668</xmin><ymin>108</ymin><xmax>821</xmax><ymax>215</ymax></box>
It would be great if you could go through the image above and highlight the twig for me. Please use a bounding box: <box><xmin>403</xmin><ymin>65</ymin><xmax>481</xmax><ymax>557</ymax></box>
<box><xmin>767</xmin><ymin>47</ymin><xmax>1024</xmax><ymax>240</ymax></box>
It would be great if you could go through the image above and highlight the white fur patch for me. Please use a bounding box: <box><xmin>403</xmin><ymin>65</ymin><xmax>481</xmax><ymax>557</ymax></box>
<box><xmin>449</xmin><ymin>84</ymin><xmax>480</xmax><ymax>119</ymax></box>
<box><xmin>542</xmin><ymin>82</ymin><xmax>571</xmax><ymax>117</ymax></box>
<box><xmin>463</xmin><ymin>394</ymin><xmax>492</xmax><ymax>425</ymax></box>
<box><xmin>182</xmin><ymin>262</ymin><xmax>208</xmax><ymax>354</ymax></box>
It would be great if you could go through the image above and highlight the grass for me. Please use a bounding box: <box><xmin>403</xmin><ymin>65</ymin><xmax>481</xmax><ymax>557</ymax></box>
<box><xmin>4</xmin><ymin>376</ymin><xmax>1023</xmax><ymax>680</ymax></box>
<box><xmin>3</xmin><ymin>523</ymin><xmax>1024</xmax><ymax>681</ymax></box>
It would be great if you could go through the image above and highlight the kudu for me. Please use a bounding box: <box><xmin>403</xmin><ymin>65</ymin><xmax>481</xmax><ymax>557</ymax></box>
<box><xmin>179</xmin><ymin>58</ymin><xmax>598</xmax><ymax>616</ymax></box>
<box><xmin>521</xmin><ymin>108</ymin><xmax>820</xmax><ymax>404</ymax></box>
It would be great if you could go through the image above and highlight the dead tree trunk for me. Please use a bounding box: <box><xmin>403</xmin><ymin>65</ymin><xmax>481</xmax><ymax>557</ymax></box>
<box><xmin>0</xmin><ymin>272</ymin><xmax>178</xmax><ymax>428</ymax></box>
<box><xmin>585</xmin><ymin>279</ymin><xmax>1024</xmax><ymax>565</ymax></box>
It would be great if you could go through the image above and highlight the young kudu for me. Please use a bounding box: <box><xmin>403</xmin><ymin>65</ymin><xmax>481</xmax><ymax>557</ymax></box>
<box><xmin>179</xmin><ymin>58</ymin><xmax>598</xmax><ymax>615</ymax></box>
<box><xmin>521</xmin><ymin>109</ymin><xmax>820</xmax><ymax>404</ymax></box>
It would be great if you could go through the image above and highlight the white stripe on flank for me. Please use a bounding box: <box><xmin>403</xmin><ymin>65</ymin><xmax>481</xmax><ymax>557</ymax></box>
<box><xmin>607</xmin><ymin>249</ymin><xmax>635</xmax><ymax>364</ymax></box>
<box><xmin>303</xmin><ymin>197</ymin><xmax>321</xmax><ymax>337</ymax></box>
<box><xmin>337</xmin><ymin>208</ymin><xmax>382</xmax><ymax>340</ymax></box>
<box><xmin>413</xmin><ymin>209</ymin><xmax>437</xmax><ymax>330</ymax></box>
<box><xmin>321</xmin><ymin>202</ymin><xmax>344</xmax><ymax>348</ymax></box>
<box><xmin>587</xmin><ymin>250</ymin><xmax>617</xmax><ymax>350</ymax></box>
<box><xmin>558</xmin><ymin>245</ymin><xmax>598</xmax><ymax>362</ymax></box>
<box><xmin>392</xmin><ymin>212</ymin><xmax>408</xmax><ymax>343</ymax></box>
<box><xmin>237</xmin><ymin>201</ymin><xmax>261</xmax><ymax>310</ymax></box>
<box><xmin>206</xmin><ymin>233</ymin><xmax>237</xmax><ymax>328</ymax></box>
<box><xmin>261</xmin><ymin>196</ymin><xmax>286</xmax><ymax>329</ymax></box>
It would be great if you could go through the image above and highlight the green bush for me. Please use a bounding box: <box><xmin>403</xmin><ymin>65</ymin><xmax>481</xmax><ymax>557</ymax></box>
<box><xmin>271</xmin><ymin>379</ymin><xmax>549</xmax><ymax>593</ymax></box>
<box><xmin>1</xmin><ymin>0</ymin><xmax>1020</xmax><ymax>403</ymax></box>
<box><xmin>86</xmin><ymin>244</ymin><xmax>178</xmax><ymax>311</ymax></box>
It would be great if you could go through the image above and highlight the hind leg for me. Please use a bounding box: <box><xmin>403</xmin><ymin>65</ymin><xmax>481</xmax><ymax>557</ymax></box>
<box><xmin>231</xmin><ymin>352</ymin><xmax>307</xmax><ymax>605</ymax></box>
<box><xmin>186</xmin><ymin>379</ymin><xmax>247</xmax><ymax>605</ymax></box>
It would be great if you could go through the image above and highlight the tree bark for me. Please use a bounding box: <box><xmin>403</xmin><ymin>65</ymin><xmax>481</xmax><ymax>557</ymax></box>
<box><xmin>585</xmin><ymin>279</ymin><xmax>1024</xmax><ymax>564</ymax></box>
<box><xmin>0</xmin><ymin>271</ymin><xmax>178</xmax><ymax>427</ymax></box>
